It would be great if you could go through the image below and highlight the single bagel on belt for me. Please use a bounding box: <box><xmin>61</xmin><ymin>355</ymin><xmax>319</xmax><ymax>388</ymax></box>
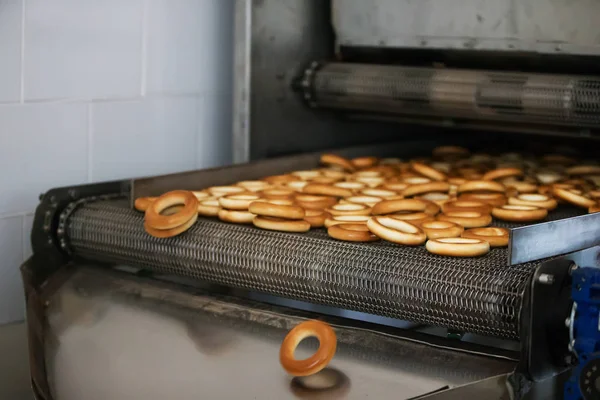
<box><xmin>303</xmin><ymin>183</ymin><xmax>353</xmax><ymax>198</ymax></box>
<box><xmin>134</xmin><ymin>197</ymin><xmax>156</xmax><ymax>212</ymax></box>
<box><xmin>320</xmin><ymin>154</ymin><xmax>355</xmax><ymax>172</ymax></box>
<box><xmin>328</xmin><ymin>224</ymin><xmax>379</xmax><ymax>242</ymax></box>
<box><xmin>462</xmin><ymin>227</ymin><xmax>509</xmax><ymax>248</ymax></box>
<box><xmin>419</xmin><ymin>220</ymin><xmax>464</xmax><ymax>240</ymax></box>
<box><xmin>367</xmin><ymin>216</ymin><xmax>427</xmax><ymax>245</ymax></box>
<box><xmin>304</xmin><ymin>210</ymin><xmax>330</xmax><ymax>228</ymax></box>
<box><xmin>324</xmin><ymin>215</ymin><xmax>370</xmax><ymax>228</ymax></box>
<box><xmin>508</xmin><ymin>194</ymin><xmax>557</xmax><ymax>210</ymax></box>
<box><xmin>425</xmin><ymin>237</ymin><xmax>490</xmax><ymax>257</ymax></box>
<box><xmin>437</xmin><ymin>211</ymin><xmax>492</xmax><ymax>228</ymax></box>
<box><xmin>249</xmin><ymin>201</ymin><xmax>305</xmax><ymax>220</ymax></box>
<box><xmin>372</xmin><ymin>199</ymin><xmax>429</xmax><ymax>215</ymax></box>
<box><xmin>491</xmin><ymin>205</ymin><xmax>548</xmax><ymax>222</ymax></box>
<box><xmin>144</xmin><ymin>190</ymin><xmax>199</xmax><ymax>238</ymax></box>
<box><xmin>552</xmin><ymin>187</ymin><xmax>596</xmax><ymax>209</ymax></box>
<box><xmin>253</xmin><ymin>216</ymin><xmax>311</xmax><ymax>233</ymax></box>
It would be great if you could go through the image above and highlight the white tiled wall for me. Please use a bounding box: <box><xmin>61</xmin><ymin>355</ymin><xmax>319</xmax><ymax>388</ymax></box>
<box><xmin>0</xmin><ymin>0</ymin><xmax>234</xmax><ymax>324</ymax></box>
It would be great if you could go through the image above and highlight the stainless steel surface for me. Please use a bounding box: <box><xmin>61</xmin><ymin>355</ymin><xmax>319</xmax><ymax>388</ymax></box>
<box><xmin>0</xmin><ymin>322</ymin><xmax>31</xmax><ymax>400</ymax></box>
<box><xmin>306</xmin><ymin>62</ymin><xmax>600</xmax><ymax>130</ymax></box>
<box><xmin>64</xmin><ymin>199</ymin><xmax>582</xmax><ymax>339</ymax></box>
<box><xmin>233</xmin><ymin>0</ymin><xmax>251</xmax><ymax>164</ymax></box>
<box><xmin>509</xmin><ymin>213</ymin><xmax>600</xmax><ymax>266</ymax></box>
<box><xmin>332</xmin><ymin>0</ymin><xmax>600</xmax><ymax>55</ymax></box>
<box><xmin>232</xmin><ymin>0</ymin><xmax>404</xmax><ymax>162</ymax></box>
<box><xmin>44</xmin><ymin>266</ymin><xmax>516</xmax><ymax>400</ymax></box>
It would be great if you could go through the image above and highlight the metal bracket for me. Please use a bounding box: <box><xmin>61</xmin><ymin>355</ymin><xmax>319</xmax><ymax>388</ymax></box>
<box><xmin>509</xmin><ymin>212</ymin><xmax>600</xmax><ymax>265</ymax></box>
<box><xmin>29</xmin><ymin>179</ymin><xmax>128</xmax><ymax>283</ymax></box>
<box><xmin>517</xmin><ymin>257</ymin><xmax>574</xmax><ymax>382</ymax></box>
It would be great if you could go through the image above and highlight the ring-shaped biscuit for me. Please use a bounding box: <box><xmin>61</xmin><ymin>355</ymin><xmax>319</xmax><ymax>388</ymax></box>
<box><xmin>418</xmin><ymin>192</ymin><xmax>453</xmax><ymax>206</ymax></box>
<box><xmin>134</xmin><ymin>197</ymin><xmax>157</xmax><ymax>212</ymax></box>
<box><xmin>217</xmin><ymin>209</ymin><xmax>255</xmax><ymax>224</ymax></box>
<box><xmin>389</xmin><ymin>212</ymin><xmax>435</xmax><ymax>225</ymax></box>
<box><xmin>371</xmin><ymin>199</ymin><xmax>428</xmax><ymax>215</ymax></box>
<box><xmin>366</xmin><ymin>216</ymin><xmax>427</xmax><ymax>245</ymax></box>
<box><xmin>351</xmin><ymin>156</ymin><xmax>379</xmax><ymax>168</ymax></box>
<box><xmin>304</xmin><ymin>210</ymin><xmax>330</xmax><ymax>228</ymax></box>
<box><xmin>566</xmin><ymin>165</ymin><xmax>600</xmax><ymax>176</ymax></box>
<box><xmin>197</xmin><ymin>198</ymin><xmax>221</xmax><ymax>217</ymax></box>
<box><xmin>311</xmin><ymin>176</ymin><xmax>342</xmax><ymax>184</ymax></box>
<box><xmin>320</xmin><ymin>154</ymin><xmax>355</xmax><ymax>172</ymax></box>
<box><xmin>442</xmin><ymin>200</ymin><xmax>491</xmax><ymax>214</ymax></box>
<box><xmin>437</xmin><ymin>211</ymin><xmax>492</xmax><ymax>228</ymax></box>
<box><xmin>491</xmin><ymin>205</ymin><xmax>548</xmax><ymax>222</ymax></box>
<box><xmin>379</xmin><ymin>183</ymin><xmax>407</xmax><ymax>193</ymax></box>
<box><xmin>462</xmin><ymin>227</ymin><xmax>509</xmax><ymax>247</ymax></box>
<box><xmin>291</xmin><ymin>170</ymin><xmax>322</xmax><ymax>181</ymax></box>
<box><xmin>258</xmin><ymin>188</ymin><xmax>296</xmax><ymax>200</ymax></box>
<box><xmin>343</xmin><ymin>195</ymin><xmax>383</xmax><ymax>207</ymax></box>
<box><xmin>295</xmin><ymin>194</ymin><xmax>337</xmax><ymax>210</ymax></box>
<box><xmin>303</xmin><ymin>183</ymin><xmax>353</xmax><ymax>198</ymax></box>
<box><xmin>590</xmin><ymin>203</ymin><xmax>600</xmax><ymax>213</ymax></box>
<box><xmin>326</xmin><ymin>203</ymin><xmax>371</xmax><ymax>216</ymax></box>
<box><xmin>411</xmin><ymin>162</ymin><xmax>447</xmax><ymax>181</ymax></box>
<box><xmin>218</xmin><ymin>193</ymin><xmax>261</xmax><ymax>211</ymax></box>
<box><xmin>458</xmin><ymin>193</ymin><xmax>507</xmax><ymax>207</ymax></box>
<box><xmin>253</xmin><ymin>216</ymin><xmax>311</xmax><ymax>233</ymax></box>
<box><xmin>419</xmin><ymin>220</ymin><xmax>464</xmax><ymax>239</ymax></box>
<box><xmin>505</xmin><ymin>181</ymin><xmax>538</xmax><ymax>194</ymax></box>
<box><xmin>359</xmin><ymin>188</ymin><xmax>397</xmax><ymax>199</ymax></box>
<box><xmin>248</xmin><ymin>201</ymin><xmax>305</xmax><ymax>220</ymax></box>
<box><xmin>328</xmin><ymin>224</ymin><xmax>379</xmax><ymax>242</ymax></box>
<box><xmin>403</xmin><ymin>176</ymin><xmax>432</xmax><ymax>185</ymax></box>
<box><xmin>208</xmin><ymin>186</ymin><xmax>246</xmax><ymax>198</ymax></box>
<box><xmin>425</xmin><ymin>237</ymin><xmax>490</xmax><ymax>257</ymax></box>
<box><xmin>402</xmin><ymin>181</ymin><xmax>450</xmax><ymax>198</ymax></box>
<box><xmin>145</xmin><ymin>191</ymin><xmax>199</xmax><ymax>230</ymax></box>
<box><xmin>286</xmin><ymin>181</ymin><xmax>309</xmax><ymax>191</ymax></box>
<box><xmin>353</xmin><ymin>176</ymin><xmax>385</xmax><ymax>188</ymax></box>
<box><xmin>321</xmin><ymin>169</ymin><xmax>348</xmax><ymax>180</ymax></box>
<box><xmin>263</xmin><ymin>174</ymin><xmax>297</xmax><ymax>185</ymax></box>
<box><xmin>236</xmin><ymin>180</ymin><xmax>271</xmax><ymax>192</ymax></box>
<box><xmin>144</xmin><ymin>212</ymin><xmax>198</xmax><ymax>238</ymax></box>
<box><xmin>191</xmin><ymin>191</ymin><xmax>210</xmax><ymax>200</ymax></box>
<box><xmin>333</xmin><ymin>181</ymin><xmax>366</xmax><ymax>191</ymax></box>
<box><xmin>588</xmin><ymin>190</ymin><xmax>600</xmax><ymax>200</ymax></box>
<box><xmin>279</xmin><ymin>320</ymin><xmax>337</xmax><ymax>377</ymax></box>
<box><xmin>457</xmin><ymin>180</ymin><xmax>506</xmax><ymax>194</ymax></box>
<box><xmin>482</xmin><ymin>168</ymin><xmax>523</xmax><ymax>181</ymax></box>
<box><xmin>324</xmin><ymin>215</ymin><xmax>370</xmax><ymax>228</ymax></box>
<box><xmin>508</xmin><ymin>194</ymin><xmax>557</xmax><ymax>210</ymax></box>
<box><xmin>552</xmin><ymin>187</ymin><xmax>596</xmax><ymax>209</ymax></box>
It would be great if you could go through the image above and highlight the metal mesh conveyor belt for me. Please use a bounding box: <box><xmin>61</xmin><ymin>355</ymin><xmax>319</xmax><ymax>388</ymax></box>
<box><xmin>64</xmin><ymin>199</ymin><xmax>583</xmax><ymax>339</ymax></box>
<box><xmin>304</xmin><ymin>62</ymin><xmax>600</xmax><ymax>128</ymax></box>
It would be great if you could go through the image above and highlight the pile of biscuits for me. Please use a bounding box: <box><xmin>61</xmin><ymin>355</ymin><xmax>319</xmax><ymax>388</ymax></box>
<box><xmin>134</xmin><ymin>146</ymin><xmax>599</xmax><ymax>258</ymax></box>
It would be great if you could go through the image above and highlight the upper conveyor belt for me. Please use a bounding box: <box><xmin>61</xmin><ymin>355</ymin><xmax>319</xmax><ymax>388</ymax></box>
<box><xmin>300</xmin><ymin>62</ymin><xmax>600</xmax><ymax>130</ymax></box>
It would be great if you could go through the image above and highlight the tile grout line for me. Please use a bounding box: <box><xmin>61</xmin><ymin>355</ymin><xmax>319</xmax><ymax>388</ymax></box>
<box><xmin>87</xmin><ymin>103</ymin><xmax>93</xmax><ymax>183</ymax></box>
<box><xmin>19</xmin><ymin>0</ymin><xmax>26</xmax><ymax>103</ymax></box>
<box><xmin>0</xmin><ymin>211</ymin><xmax>30</xmax><ymax>220</ymax></box>
<box><xmin>195</xmin><ymin>94</ymin><xmax>203</xmax><ymax>169</ymax></box>
<box><xmin>140</xmin><ymin>0</ymin><xmax>149</xmax><ymax>97</ymax></box>
<box><xmin>21</xmin><ymin>215</ymin><xmax>27</xmax><ymax>261</ymax></box>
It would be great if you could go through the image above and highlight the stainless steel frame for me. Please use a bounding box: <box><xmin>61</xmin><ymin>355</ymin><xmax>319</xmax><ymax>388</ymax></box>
<box><xmin>332</xmin><ymin>0</ymin><xmax>600</xmax><ymax>55</ymax></box>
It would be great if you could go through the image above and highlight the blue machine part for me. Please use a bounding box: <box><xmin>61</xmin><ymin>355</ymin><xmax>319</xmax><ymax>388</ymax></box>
<box><xmin>565</xmin><ymin>267</ymin><xmax>600</xmax><ymax>400</ymax></box>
